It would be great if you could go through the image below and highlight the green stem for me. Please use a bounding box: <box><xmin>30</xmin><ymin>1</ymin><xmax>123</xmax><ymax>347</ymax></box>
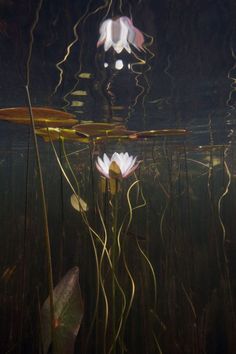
<box><xmin>111</xmin><ymin>179</ymin><xmax>119</xmax><ymax>354</ymax></box>
<box><xmin>25</xmin><ymin>86</ymin><xmax>55</xmax><ymax>353</ymax></box>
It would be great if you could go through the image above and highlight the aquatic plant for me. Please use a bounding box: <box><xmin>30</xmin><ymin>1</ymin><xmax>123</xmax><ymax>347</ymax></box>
<box><xmin>47</xmin><ymin>139</ymin><xmax>159</xmax><ymax>352</ymax></box>
<box><xmin>94</xmin><ymin>150</ymin><xmax>160</xmax><ymax>353</ymax></box>
<box><xmin>97</xmin><ymin>16</ymin><xmax>144</xmax><ymax>54</ymax></box>
<box><xmin>95</xmin><ymin>152</ymin><xmax>142</xmax><ymax>353</ymax></box>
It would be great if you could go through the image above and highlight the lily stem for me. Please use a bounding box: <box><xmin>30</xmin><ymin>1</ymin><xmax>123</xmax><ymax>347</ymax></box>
<box><xmin>25</xmin><ymin>86</ymin><xmax>55</xmax><ymax>353</ymax></box>
<box><xmin>111</xmin><ymin>179</ymin><xmax>119</xmax><ymax>354</ymax></box>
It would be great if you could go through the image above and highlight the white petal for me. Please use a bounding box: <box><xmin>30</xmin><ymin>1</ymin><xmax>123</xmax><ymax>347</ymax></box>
<box><xmin>124</xmin><ymin>152</ymin><xmax>129</xmax><ymax>160</ymax></box>
<box><xmin>114</xmin><ymin>44</ymin><xmax>124</xmax><ymax>54</ymax></box>
<box><xmin>128</xmin><ymin>156</ymin><xmax>137</xmax><ymax>171</ymax></box>
<box><xmin>120</xmin><ymin>153</ymin><xmax>130</xmax><ymax>174</ymax></box>
<box><xmin>97</xmin><ymin>32</ymin><xmax>106</xmax><ymax>46</ymax></box>
<box><xmin>99</xmin><ymin>19</ymin><xmax>111</xmax><ymax>33</ymax></box>
<box><xmin>111</xmin><ymin>152</ymin><xmax>116</xmax><ymax>160</ymax></box>
<box><xmin>127</xmin><ymin>26</ymin><xmax>136</xmax><ymax>45</ymax></box>
<box><xmin>97</xmin><ymin>156</ymin><xmax>108</xmax><ymax>174</ymax></box>
<box><xmin>124</xmin><ymin>159</ymin><xmax>141</xmax><ymax>178</ymax></box>
<box><xmin>118</xmin><ymin>156</ymin><xmax>125</xmax><ymax>174</ymax></box>
<box><xmin>103</xmin><ymin>20</ymin><xmax>114</xmax><ymax>51</ymax></box>
<box><xmin>96</xmin><ymin>161</ymin><xmax>109</xmax><ymax>178</ymax></box>
<box><xmin>123</xmin><ymin>42</ymin><xmax>132</xmax><ymax>53</ymax></box>
<box><xmin>97</xmin><ymin>19</ymin><xmax>110</xmax><ymax>47</ymax></box>
<box><xmin>124</xmin><ymin>156</ymin><xmax>137</xmax><ymax>176</ymax></box>
<box><xmin>103</xmin><ymin>153</ymin><xmax>111</xmax><ymax>170</ymax></box>
<box><xmin>122</xmin><ymin>155</ymin><xmax>133</xmax><ymax>175</ymax></box>
<box><xmin>123</xmin><ymin>161</ymin><xmax>140</xmax><ymax>177</ymax></box>
<box><xmin>112</xmin><ymin>152</ymin><xmax>121</xmax><ymax>167</ymax></box>
<box><xmin>104</xmin><ymin>38</ymin><xmax>113</xmax><ymax>52</ymax></box>
<box><xmin>116</xmin><ymin>18</ymin><xmax>130</xmax><ymax>53</ymax></box>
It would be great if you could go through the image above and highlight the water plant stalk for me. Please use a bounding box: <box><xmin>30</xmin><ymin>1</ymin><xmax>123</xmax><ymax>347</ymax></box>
<box><xmin>25</xmin><ymin>86</ymin><xmax>55</xmax><ymax>353</ymax></box>
<box><xmin>110</xmin><ymin>179</ymin><xmax>119</xmax><ymax>354</ymax></box>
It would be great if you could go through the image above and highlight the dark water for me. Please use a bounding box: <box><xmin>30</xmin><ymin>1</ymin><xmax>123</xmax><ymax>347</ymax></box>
<box><xmin>0</xmin><ymin>0</ymin><xmax>236</xmax><ymax>353</ymax></box>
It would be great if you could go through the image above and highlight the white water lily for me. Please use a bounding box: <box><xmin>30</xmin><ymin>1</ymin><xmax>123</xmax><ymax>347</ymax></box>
<box><xmin>96</xmin><ymin>152</ymin><xmax>141</xmax><ymax>179</ymax></box>
<box><xmin>97</xmin><ymin>16</ymin><xmax>144</xmax><ymax>54</ymax></box>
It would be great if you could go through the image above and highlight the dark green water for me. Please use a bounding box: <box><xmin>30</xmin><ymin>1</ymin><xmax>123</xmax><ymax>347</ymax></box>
<box><xmin>0</xmin><ymin>0</ymin><xmax>236</xmax><ymax>353</ymax></box>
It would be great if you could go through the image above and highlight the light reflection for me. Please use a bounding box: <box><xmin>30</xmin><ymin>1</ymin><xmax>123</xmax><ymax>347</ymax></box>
<box><xmin>115</xmin><ymin>59</ymin><xmax>124</xmax><ymax>70</ymax></box>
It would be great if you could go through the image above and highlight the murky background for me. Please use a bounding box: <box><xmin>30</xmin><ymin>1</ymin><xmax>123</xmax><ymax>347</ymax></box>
<box><xmin>0</xmin><ymin>0</ymin><xmax>236</xmax><ymax>353</ymax></box>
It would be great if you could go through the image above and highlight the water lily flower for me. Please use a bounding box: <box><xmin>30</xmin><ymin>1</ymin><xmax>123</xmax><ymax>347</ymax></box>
<box><xmin>97</xmin><ymin>16</ymin><xmax>144</xmax><ymax>54</ymax></box>
<box><xmin>96</xmin><ymin>152</ymin><xmax>141</xmax><ymax>179</ymax></box>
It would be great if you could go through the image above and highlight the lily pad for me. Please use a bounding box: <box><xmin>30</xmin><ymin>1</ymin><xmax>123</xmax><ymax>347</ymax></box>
<box><xmin>36</xmin><ymin>123</ymin><xmax>137</xmax><ymax>142</ymax></box>
<box><xmin>35</xmin><ymin>128</ymin><xmax>90</xmax><ymax>142</ymax></box>
<box><xmin>41</xmin><ymin>267</ymin><xmax>84</xmax><ymax>354</ymax></box>
<box><xmin>0</xmin><ymin>107</ymin><xmax>78</xmax><ymax>127</ymax></box>
<box><xmin>73</xmin><ymin>122</ymin><xmax>136</xmax><ymax>138</ymax></box>
<box><xmin>129</xmin><ymin>129</ymin><xmax>190</xmax><ymax>139</ymax></box>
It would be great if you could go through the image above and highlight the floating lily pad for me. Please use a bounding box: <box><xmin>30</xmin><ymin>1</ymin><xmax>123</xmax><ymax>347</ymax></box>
<box><xmin>73</xmin><ymin>122</ymin><xmax>136</xmax><ymax>138</ymax></box>
<box><xmin>35</xmin><ymin>128</ymin><xmax>90</xmax><ymax>143</ymax></box>
<box><xmin>41</xmin><ymin>267</ymin><xmax>84</xmax><ymax>354</ymax></box>
<box><xmin>73</xmin><ymin>122</ymin><xmax>124</xmax><ymax>134</ymax></box>
<box><xmin>129</xmin><ymin>129</ymin><xmax>190</xmax><ymax>139</ymax></box>
<box><xmin>93</xmin><ymin>133</ymin><xmax>134</xmax><ymax>142</ymax></box>
<box><xmin>0</xmin><ymin>107</ymin><xmax>78</xmax><ymax>127</ymax></box>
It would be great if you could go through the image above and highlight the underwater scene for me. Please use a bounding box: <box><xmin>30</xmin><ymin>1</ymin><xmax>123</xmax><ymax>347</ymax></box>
<box><xmin>0</xmin><ymin>0</ymin><xmax>236</xmax><ymax>353</ymax></box>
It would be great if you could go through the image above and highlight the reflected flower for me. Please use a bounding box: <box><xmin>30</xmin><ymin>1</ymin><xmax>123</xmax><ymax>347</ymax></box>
<box><xmin>96</xmin><ymin>152</ymin><xmax>141</xmax><ymax>179</ymax></box>
<box><xmin>97</xmin><ymin>16</ymin><xmax>144</xmax><ymax>54</ymax></box>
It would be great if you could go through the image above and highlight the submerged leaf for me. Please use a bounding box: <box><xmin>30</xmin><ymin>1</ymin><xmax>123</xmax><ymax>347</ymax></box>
<box><xmin>41</xmin><ymin>267</ymin><xmax>84</xmax><ymax>354</ymax></box>
<box><xmin>70</xmin><ymin>194</ymin><xmax>88</xmax><ymax>212</ymax></box>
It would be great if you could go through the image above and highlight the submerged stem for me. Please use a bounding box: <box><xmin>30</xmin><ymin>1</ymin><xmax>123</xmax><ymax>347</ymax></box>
<box><xmin>25</xmin><ymin>86</ymin><xmax>55</xmax><ymax>352</ymax></box>
<box><xmin>111</xmin><ymin>179</ymin><xmax>119</xmax><ymax>354</ymax></box>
